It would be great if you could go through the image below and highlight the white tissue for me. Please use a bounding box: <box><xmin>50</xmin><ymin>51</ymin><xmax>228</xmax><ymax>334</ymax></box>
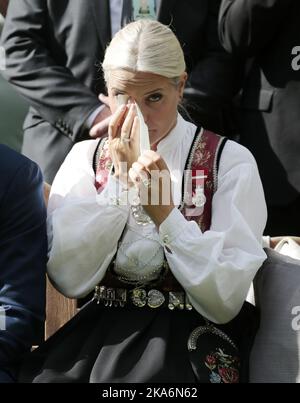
<box><xmin>135</xmin><ymin>102</ymin><xmax>150</xmax><ymax>154</ymax></box>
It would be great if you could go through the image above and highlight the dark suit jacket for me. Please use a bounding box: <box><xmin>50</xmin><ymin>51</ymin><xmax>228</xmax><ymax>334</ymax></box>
<box><xmin>1</xmin><ymin>0</ymin><xmax>239</xmax><ymax>183</ymax></box>
<box><xmin>219</xmin><ymin>0</ymin><xmax>300</xmax><ymax>206</ymax></box>
<box><xmin>0</xmin><ymin>144</ymin><xmax>47</xmax><ymax>382</ymax></box>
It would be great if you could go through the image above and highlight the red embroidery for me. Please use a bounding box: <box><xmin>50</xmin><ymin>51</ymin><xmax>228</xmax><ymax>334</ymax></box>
<box><xmin>205</xmin><ymin>349</ymin><xmax>240</xmax><ymax>383</ymax></box>
<box><xmin>95</xmin><ymin>138</ymin><xmax>112</xmax><ymax>192</ymax></box>
<box><xmin>183</xmin><ymin>129</ymin><xmax>224</xmax><ymax>232</ymax></box>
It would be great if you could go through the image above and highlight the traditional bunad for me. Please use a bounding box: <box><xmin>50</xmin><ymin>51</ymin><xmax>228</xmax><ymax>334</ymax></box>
<box><xmin>20</xmin><ymin>115</ymin><xmax>267</xmax><ymax>383</ymax></box>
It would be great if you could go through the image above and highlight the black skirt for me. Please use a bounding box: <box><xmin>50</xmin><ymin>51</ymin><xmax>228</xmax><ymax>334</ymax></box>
<box><xmin>19</xmin><ymin>300</ymin><xmax>258</xmax><ymax>383</ymax></box>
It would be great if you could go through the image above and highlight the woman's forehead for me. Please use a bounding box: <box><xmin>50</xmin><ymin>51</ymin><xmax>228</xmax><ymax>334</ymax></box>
<box><xmin>108</xmin><ymin>70</ymin><xmax>169</xmax><ymax>92</ymax></box>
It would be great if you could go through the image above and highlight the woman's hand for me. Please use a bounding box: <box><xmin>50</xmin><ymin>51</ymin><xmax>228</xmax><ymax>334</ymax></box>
<box><xmin>89</xmin><ymin>94</ymin><xmax>112</xmax><ymax>138</ymax></box>
<box><xmin>129</xmin><ymin>150</ymin><xmax>175</xmax><ymax>227</ymax></box>
<box><xmin>108</xmin><ymin>103</ymin><xmax>140</xmax><ymax>186</ymax></box>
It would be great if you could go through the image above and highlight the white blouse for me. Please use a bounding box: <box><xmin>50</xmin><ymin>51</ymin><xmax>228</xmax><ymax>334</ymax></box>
<box><xmin>47</xmin><ymin>115</ymin><xmax>267</xmax><ymax>324</ymax></box>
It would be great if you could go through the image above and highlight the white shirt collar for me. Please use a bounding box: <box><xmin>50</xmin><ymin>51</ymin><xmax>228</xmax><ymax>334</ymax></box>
<box><xmin>156</xmin><ymin>114</ymin><xmax>194</xmax><ymax>154</ymax></box>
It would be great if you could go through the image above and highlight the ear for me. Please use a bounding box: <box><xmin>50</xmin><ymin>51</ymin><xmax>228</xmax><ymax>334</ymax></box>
<box><xmin>178</xmin><ymin>72</ymin><xmax>188</xmax><ymax>99</ymax></box>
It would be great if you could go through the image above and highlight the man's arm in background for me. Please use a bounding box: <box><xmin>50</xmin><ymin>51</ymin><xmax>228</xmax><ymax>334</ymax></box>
<box><xmin>0</xmin><ymin>152</ymin><xmax>47</xmax><ymax>382</ymax></box>
<box><xmin>0</xmin><ymin>0</ymin><xmax>8</xmax><ymax>17</ymax></box>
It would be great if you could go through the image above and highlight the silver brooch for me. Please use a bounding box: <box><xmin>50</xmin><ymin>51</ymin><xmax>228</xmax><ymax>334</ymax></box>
<box><xmin>192</xmin><ymin>186</ymin><xmax>206</xmax><ymax>208</ymax></box>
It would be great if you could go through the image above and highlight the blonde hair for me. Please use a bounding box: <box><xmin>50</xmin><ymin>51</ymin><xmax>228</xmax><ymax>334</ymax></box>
<box><xmin>102</xmin><ymin>19</ymin><xmax>186</xmax><ymax>83</ymax></box>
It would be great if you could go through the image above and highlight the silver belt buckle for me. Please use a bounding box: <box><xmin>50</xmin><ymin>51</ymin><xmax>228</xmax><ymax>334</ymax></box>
<box><xmin>147</xmin><ymin>289</ymin><xmax>165</xmax><ymax>308</ymax></box>
<box><xmin>168</xmin><ymin>291</ymin><xmax>185</xmax><ymax>310</ymax></box>
<box><xmin>94</xmin><ymin>286</ymin><xmax>193</xmax><ymax>310</ymax></box>
<box><xmin>93</xmin><ymin>286</ymin><xmax>127</xmax><ymax>307</ymax></box>
<box><xmin>130</xmin><ymin>288</ymin><xmax>147</xmax><ymax>307</ymax></box>
<box><xmin>130</xmin><ymin>288</ymin><xmax>165</xmax><ymax>308</ymax></box>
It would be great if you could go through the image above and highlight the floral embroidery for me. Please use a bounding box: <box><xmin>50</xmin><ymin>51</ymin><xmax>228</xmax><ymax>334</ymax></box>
<box><xmin>95</xmin><ymin>139</ymin><xmax>112</xmax><ymax>192</ymax></box>
<box><xmin>205</xmin><ymin>348</ymin><xmax>240</xmax><ymax>384</ymax></box>
<box><xmin>210</xmin><ymin>372</ymin><xmax>222</xmax><ymax>383</ymax></box>
<box><xmin>186</xmin><ymin>130</ymin><xmax>224</xmax><ymax>232</ymax></box>
<box><xmin>192</xmin><ymin>145</ymin><xmax>212</xmax><ymax>168</ymax></box>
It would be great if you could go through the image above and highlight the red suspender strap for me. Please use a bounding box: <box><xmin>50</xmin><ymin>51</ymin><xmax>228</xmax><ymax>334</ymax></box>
<box><xmin>181</xmin><ymin>128</ymin><xmax>228</xmax><ymax>232</ymax></box>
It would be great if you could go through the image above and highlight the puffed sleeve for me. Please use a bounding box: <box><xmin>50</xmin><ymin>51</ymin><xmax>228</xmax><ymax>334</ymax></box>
<box><xmin>159</xmin><ymin>140</ymin><xmax>267</xmax><ymax>324</ymax></box>
<box><xmin>47</xmin><ymin>140</ymin><xmax>130</xmax><ymax>298</ymax></box>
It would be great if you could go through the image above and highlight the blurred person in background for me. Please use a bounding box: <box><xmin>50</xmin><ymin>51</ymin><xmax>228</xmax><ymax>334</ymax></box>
<box><xmin>1</xmin><ymin>0</ymin><xmax>28</xmax><ymax>152</ymax></box>
<box><xmin>0</xmin><ymin>0</ymin><xmax>8</xmax><ymax>18</ymax></box>
<box><xmin>1</xmin><ymin>0</ymin><xmax>240</xmax><ymax>183</ymax></box>
<box><xmin>0</xmin><ymin>144</ymin><xmax>47</xmax><ymax>382</ymax></box>
<box><xmin>219</xmin><ymin>0</ymin><xmax>300</xmax><ymax>236</ymax></box>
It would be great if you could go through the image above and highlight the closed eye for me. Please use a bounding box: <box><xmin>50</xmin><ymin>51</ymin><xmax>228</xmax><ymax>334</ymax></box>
<box><xmin>113</xmin><ymin>91</ymin><xmax>125</xmax><ymax>97</ymax></box>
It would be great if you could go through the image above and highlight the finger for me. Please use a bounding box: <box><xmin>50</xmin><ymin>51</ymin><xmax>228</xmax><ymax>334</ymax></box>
<box><xmin>141</xmin><ymin>150</ymin><xmax>168</xmax><ymax>171</ymax></box>
<box><xmin>89</xmin><ymin>115</ymin><xmax>111</xmax><ymax>138</ymax></box>
<box><xmin>128</xmin><ymin>167</ymin><xmax>140</xmax><ymax>185</ymax></box>
<box><xmin>108</xmin><ymin>105</ymin><xmax>128</xmax><ymax>140</ymax></box>
<box><xmin>131</xmin><ymin>163</ymin><xmax>153</xmax><ymax>208</ymax></box>
<box><xmin>137</xmin><ymin>154</ymin><xmax>159</xmax><ymax>175</ymax></box>
<box><xmin>99</xmin><ymin>93</ymin><xmax>110</xmax><ymax>106</ymax></box>
<box><xmin>130</xmin><ymin>116</ymin><xmax>140</xmax><ymax>144</ymax></box>
<box><xmin>121</xmin><ymin>103</ymin><xmax>136</xmax><ymax>139</ymax></box>
<box><xmin>137</xmin><ymin>155</ymin><xmax>158</xmax><ymax>175</ymax></box>
<box><xmin>131</xmin><ymin>162</ymin><xmax>150</xmax><ymax>183</ymax></box>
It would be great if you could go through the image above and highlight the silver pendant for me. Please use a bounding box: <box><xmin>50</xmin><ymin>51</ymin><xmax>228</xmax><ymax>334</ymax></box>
<box><xmin>192</xmin><ymin>186</ymin><xmax>206</xmax><ymax>208</ymax></box>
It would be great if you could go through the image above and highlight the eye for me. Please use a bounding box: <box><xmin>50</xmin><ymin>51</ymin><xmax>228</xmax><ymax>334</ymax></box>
<box><xmin>147</xmin><ymin>93</ymin><xmax>163</xmax><ymax>103</ymax></box>
<box><xmin>113</xmin><ymin>91</ymin><xmax>125</xmax><ymax>97</ymax></box>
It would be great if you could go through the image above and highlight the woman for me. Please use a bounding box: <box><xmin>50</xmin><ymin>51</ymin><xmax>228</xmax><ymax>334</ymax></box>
<box><xmin>20</xmin><ymin>20</ymin><xmax>267</xmax><ymax>383</ymax></box>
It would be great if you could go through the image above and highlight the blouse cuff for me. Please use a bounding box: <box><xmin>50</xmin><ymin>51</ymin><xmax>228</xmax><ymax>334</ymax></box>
<box><xmin>262</xmin><ymin>235</ymin><xmax>270</xmax><ymax>248</ymax></box>
<box><xmin>159</xmin><ymin>208</ymin><xmax>190</xmax><ymax>248</ymax></box>
<box><xmin>96</xmin><ymin>175</ymin><xmax>130</xmax><ymax>212</ymax></box>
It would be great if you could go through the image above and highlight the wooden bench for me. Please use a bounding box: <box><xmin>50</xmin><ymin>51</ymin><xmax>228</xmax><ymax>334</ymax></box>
<box><xmin>45</xmin><ymin>279</ymin><xmax>77</xmax><ymax>339</ymax></box>
<box><xmin>43</xmin><ymin>182</ymin><xmax>77</xmax><ymax>338</ymax></box>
